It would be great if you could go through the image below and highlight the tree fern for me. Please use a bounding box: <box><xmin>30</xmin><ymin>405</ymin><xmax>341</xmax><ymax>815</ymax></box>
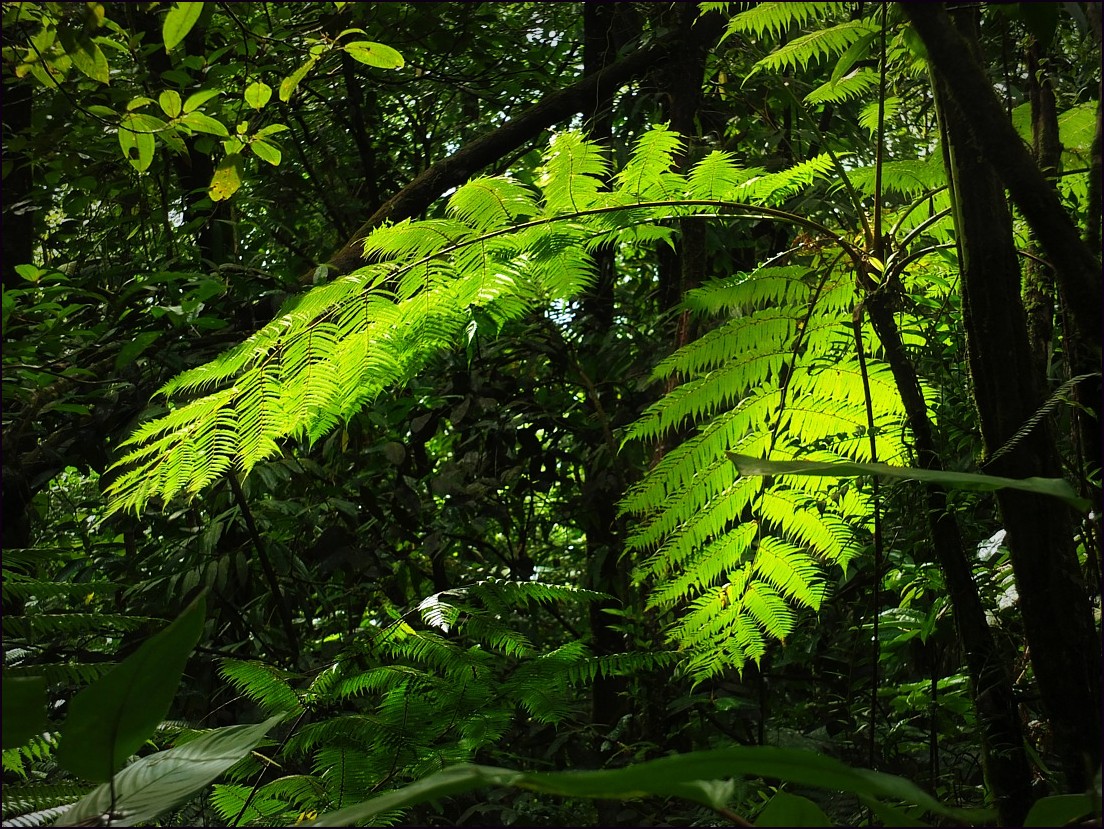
<box><xmin>622</xmin><ymin>256</ymin><xmax>911</xmax><ymax>679</ymax></box>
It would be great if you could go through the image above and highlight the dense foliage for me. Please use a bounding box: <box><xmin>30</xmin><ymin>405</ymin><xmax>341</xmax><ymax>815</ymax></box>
<box><xmin>3</xmin><ymin>2</ymin><xmax>1100</xmax><ymax>826</ymax></box>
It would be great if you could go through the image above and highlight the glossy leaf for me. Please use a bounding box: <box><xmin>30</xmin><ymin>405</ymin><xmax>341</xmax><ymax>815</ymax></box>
<box><xmin>179</xmin><ymin>110</ymin><xmax>229</xmax><ymax>137</ymax></box>
<box><xmin>727</xmin><ymin>454</ymin><xmax>1091</xmax><ymax>512</ymax></box>
<box><xmin>55</xmin><ymin>715</ymin><xmax>284</xmax><ymax>827</ymax></box>
<box><xmin>56</xmin><ymin>596</ymin><xmax>205</xmax><ymax>782</ymax></box>
<box><xmin>251</xmin><ymin>139</ymin><xmax>282</xmax><ymax>166</ymax></box>
<box><xmin>163</xmin><ymin>2</ymin><xmax>205</xmax><ymax>53</ymax></box>
<box><xmin>343</xmin><ymin>40</ymin><xmax>405</xmax><ymax>69</ymax></box>
<box><xmin>182</xmin><ymin>88</ymin><xmax>220</xmax><ymax>113</ymax></box>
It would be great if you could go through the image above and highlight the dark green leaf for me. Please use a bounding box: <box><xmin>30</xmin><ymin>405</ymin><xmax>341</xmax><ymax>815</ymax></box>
<box><xmin>2</xmin><ymin>676</ymin><xmax>47</xmax><ymax>749</ymax></box>
<box><xmin>56</xmin><ymin>596</ymin><xmax>205</xmax><ymax>782</ymax></box>
<box><xmin>756</xmin><ymin>791</ymin><xmax>831</xmax><ymax>826</ymax></box>
<box><xmin>308</xmin><ymin>747</ymin><xmax>991</xmax><ymax>826</ymax></box>
<box><xmin>727</xmin><ymin>454</ymin><xmax>1090</xmax><ymax>512</ymax></box>
<box><xmin>1023</xmin><ymin>794</ymin><xmax>1094</xmax><ymax>827</ymax></box>
<box><xmin>115</xmin><ymin>332</ymin><xmax>162</xmax><ymax>370</ymax></box>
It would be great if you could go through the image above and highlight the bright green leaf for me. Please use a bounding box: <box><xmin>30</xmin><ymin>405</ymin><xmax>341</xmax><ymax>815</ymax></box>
<box><xmin>55</xmin><ymin>715</ymin><xmax>283</xmax><ymax>827</ymax></box>
<box><xmin>250</xmin><ymin>139</ymin><xmax>282</xmax><ymax>166</ymax></box>
<box><xmin>342</xmin><ymin>40</ymin><xmax>404</xmax><ymax>69</ymax></box>
<box><xmin>58</xmin><ymin>25</ymin><xmax>110</xmax><ymax>84</ymax></box>
<box><xmin>158</xmin><ymin>89</ymin><xmax>182</xmax><ymax>118</ymax></box>
<box><xmin>244</xmin><ymin>80</ymin><xmax>272</xmax><ymax>110</ymax></box>
<box><xmin>254</xmin><ymin>123</ymin><xmax>290</xmax><ymax>139</ymax></box>
<box><xmin>279</xmin><ymin>54</ymin><xmax>319</xmax><ymax>102</ymax></box>
<box><xmin>14</xmin><ymin>264</ymin><xmax>45</xmax><ymax>283</ymax></box>
<box><xmin>2</xmin><ymin>676</ymin><xmax>47</xmax><ymax>749</ymax></box>
<box><xmin>56</xmin><ymin>596</ymin><xmax>206</xmax><ymax>782</ymax></box>
<box><xmin>163</xmin><ymin>2</ymin><xmax>204</xmax><ymax>53</ymax></box>
<box><xmin>727</xmin><ymin>454</ymin><xmax>1090</xmax><ymax>513</ymax></box>
<box><xmin>179</xmin><ymin>110</ymin><xmax>229</xmax><ymax>136</ymax></box>
<box><xmin>127</xmin><ymin>96</ymin><xmax>156</xmax><ymax>111</ymax></box>
<box><xmin>119</xmin><ymin>113</ymin><xmax>159</xmax><ymax>173</ymax></box>
<box><xmin>209</xmin><ymin>154</ymin><xmax>244</xmax><ymax>201</ymax></box>
<box><xmin>182</xmin><ymin>88</ymin><xmax>220</xmax><ymax>113</ymax></box>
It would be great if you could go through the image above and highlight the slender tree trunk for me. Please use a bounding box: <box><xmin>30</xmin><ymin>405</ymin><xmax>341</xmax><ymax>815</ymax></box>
<box><xmin>930</xmin><ymin>8</ymin><xmax>1102</xmax><ymax>793</ymax></box>
<box><xmin>863</xmin><ymin>288</ymin><xmax>1033</xmax><ymax>825</ymax></box>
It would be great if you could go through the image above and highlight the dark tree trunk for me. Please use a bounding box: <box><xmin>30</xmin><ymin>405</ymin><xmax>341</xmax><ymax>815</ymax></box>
<box><xmin>863</xmin><ymin>288</ymin><xmax>1033</xmax><ymax>824</ymax></box>
<box><xmin>930</xmin><ymin>7</ymin><xmax>1102</xmax><ymax>794</ymax></box>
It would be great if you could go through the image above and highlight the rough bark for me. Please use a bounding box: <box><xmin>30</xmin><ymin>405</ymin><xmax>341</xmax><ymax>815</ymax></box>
<box><xmin>931</xmin><ymin>8</ymin><xmax>1101</xmax><ymax>794</ymax></box>
<box><xmin>900</xmin><ymin>3</ymin><xmax>1102</xmax><ymax>352</ymax></box>
<box><xmin>323</xmin><ymin>30</ymin><xmax>678</xmax><ymax>277</ymax></box>
<box><xmin>863</xmin><ymin>286</ymin><xmax>1033</xmax><ymax>825</ymax></box>
<box><xmin>1022</xmin><ymin>40</ymin><xmax>1060</xmax><ymax>378</ymax></box>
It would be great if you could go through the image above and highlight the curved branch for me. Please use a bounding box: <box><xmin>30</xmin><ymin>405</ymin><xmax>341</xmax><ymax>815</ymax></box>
<box><xmin>323</xmin><ymin>32</ymin><xmax>680</xmax><ymax>277</ymax></box>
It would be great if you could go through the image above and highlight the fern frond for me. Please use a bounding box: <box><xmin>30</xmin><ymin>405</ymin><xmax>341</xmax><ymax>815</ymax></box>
<box><xmin>219</xmin><ymin>659</ymin><xmax>304</xmax><ymax>716</ymax></box>
<box><xmin>726</xmin><ymin>2</ymin><xmax>848</xmax><ymax>41</ymax></box>
<box><xmin>804</xmin><ymin>68</ymin><xmax>879</xmax><ymax>105</ymax></box>
<box><xmin>859</xmin><ymin>96</ymin><xmax>901</xmax><ymax>135</ymax></box>
<box><xmin>753</xmin><ymin>20</ymin><xmax>878</xmax><ymax>74</ymax></box>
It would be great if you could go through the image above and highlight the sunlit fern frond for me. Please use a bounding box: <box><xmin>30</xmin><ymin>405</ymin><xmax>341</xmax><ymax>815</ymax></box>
<box><xmin>622</xmin><ymin>259</ymin><xmax>910</xmax><ymax>680</ymax></box>
<box><xmin>725</xmin><ymin>2</ymin><xmax>849</xmax><ymax>42</ymax></box>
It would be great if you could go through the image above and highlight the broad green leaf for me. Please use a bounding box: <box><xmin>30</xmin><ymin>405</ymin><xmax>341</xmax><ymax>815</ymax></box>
<box><xmin>119</xmin><ymin>113</ymin><xmax>158</xmax><ymax>173</ymax></box>
<box><xmin>163</xmin><ymin>2</ymin><xmax>204</xmax><ymax>53</ymax></box>
<box><xmin>342</xmin><ymin>40</ymin><xmax>404</xmax><ymax>69</ymax></box>
<box><xmin>244</xmin><ymin>80</ymin><xmax>272</xmax><ymax>110</ymax></box>
<box><xmin>308</xmin><ymin>747</ymin><xmax>991</xmax><ymax>826</ymax></box>
<box><xmin>279</xmin><ymin>54</ymin><xmax>320</xmax><ymax>102</ymax></box>
<box><xmin>250</xmin><ymin>139</ymin><xmax>282</xmax><ymax>166</ymax></box>
<box><xmin>115</xmin><ymin>332</ymin><xmax>162</xmax><ymax>370</ymax></box>
<box><xmin>727</xmin><ymin>454</ymin><xmax>1091</xmax><ymax>513</ymax></box>
<box><xmin>14</xmin><ymin>263</ymin><xmax>45</xmax><ymax>282</ymax></box>
<box><xmin>756</xmin><ymin>791</ymin><xmax>831</xmax><ymax>826</ymax></box>
<box><xmin>58</xmin><ymin>25</ymin><xmax>110</xmax><ymax>84</ymax></box>
<box><xmin>2</xmin><ymin>676</ymin><xmax>47</xmax><ymax>749</ymax></box>
<box><xmin>1023</xmin><ymin>794</ymin><xmax>1094</xmax><ymax>827</ymax></box>
<box><xmin>127</xmin><ymin>95</ymin><xmax>156</xmax><ymax>111</ymax></box>
<box><xmin>182</xmin><ymin>88</ymin><xmax>220</xmax><ymax>113</ymax></box>
<box><xmin>55</xmin><ymin>715</ymin><xmax>283</xmax><ymax>827</ymax></box>
<box><xmin>255</xmin><ymin>123</ymin><xmax>290</xmax><ymax>139</ymax></box>
<box><xmin>159</xmin><ymin>90</ymin><xmax>182</xmax><ymax>118</ymax></box>
<box><xmin>209</xmin><ymin>154</ymin><xmax>244</xmax><ymax>201</ymax></box>
<box><xmin>56</xmin><ymin>596</ymin><xmax>205</xmax><ymax>782</ymax></box>
<box><xmin>179</xmin><ymin>110</ymin><xmax>229</xmax><ymax>136</ymax></box>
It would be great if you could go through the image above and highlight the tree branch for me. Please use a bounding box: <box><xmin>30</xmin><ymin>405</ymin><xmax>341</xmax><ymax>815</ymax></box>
<box><xmin>322</xmin><ymin>32</ymin><xmax>677</xmax><ymax>277</ymax></box>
